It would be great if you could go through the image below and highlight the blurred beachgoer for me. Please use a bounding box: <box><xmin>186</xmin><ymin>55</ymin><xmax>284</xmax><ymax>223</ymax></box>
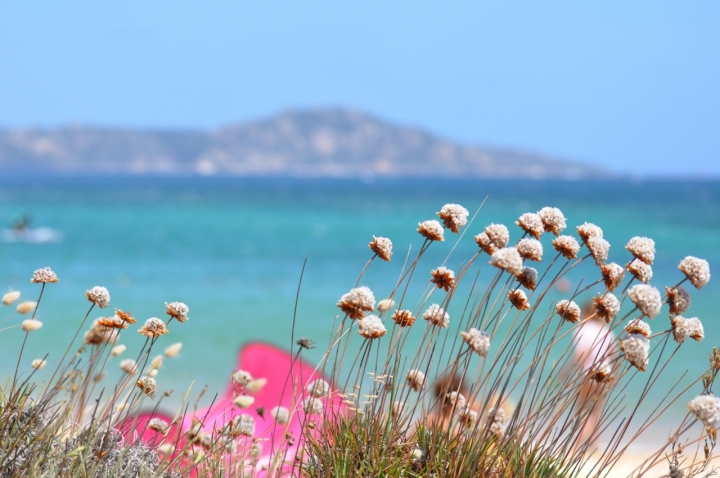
<box><xmin>572</xmin><ymin>300</ymin><xmax>616</xmax><ymax>449</ymax></box>
<box><xmin>427</xmin><ymin>372</ymin><xmax>470</xmax><ymax>430</ymax></box>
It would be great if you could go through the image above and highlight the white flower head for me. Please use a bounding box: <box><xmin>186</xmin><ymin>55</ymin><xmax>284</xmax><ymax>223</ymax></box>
<box><xmin>86</xmin><ymin>286</ymin><xmax>111</xmax><ymax>308</ymax></box>
<box><xmin>537</xmin><ymin>207</ymin><xmax>567</xmax><ymax>235</ymax></box>
<box><xmin>2</xmin><ymin>290</ymin><xmax>21</xmax><ymax>305</ymax></box>
<box><xmin>165</xmin><ymin>302</ymin><xmax>189</xmax><ymax>323</ymax></box>
<box><xmin>688</xmin><ymin>395</ymin><xmax>720</xmax><ymax>429</ymax></box>
<box><xmin>601</xmin><ymin>263</ymin><xmax>625</xmax><ymax>291</ymax></box>
<box><xmin>588</xmin><ymin>236</ymin><xmax>610</xmax><ymax>266</ymax></box>
<box><xmin>358</xmin><ymin>314</ymin><xmax>387</xmax><ymax>339</ymax></box>
<box><xmin>516</xmin><ymin>238</ymin><xmax>543</xmax><ymax>262</ymax></box>
<box><xmin>555</xmin><ymin>300</ymin><xmax>581</xmax><ymax>323</ymax></box>
<box><xmin>671</xmin><ymin>315</ymin><xmax>704</xmax><ymax>344</ymax></box>
<box><xmin>303</xmin><ymin>397</ymin><xmax>324</xmax><ymax>415</ymax></box>
<box><xmin>678</xmin><ymin>256</ymin><xmax>711</xmax><ymax>290</ymax></box>
<box><xmin>437</xmin><ymin>203</ymin><xmax>469</xmax><ymax>233</ymax></box>
<box><xmin>628</xmin><ymin>284</ymin><xmax>662</xmax><ymax>318</ymax></box>
<box><xmin>306</xmin><ymin>378</ymin><xmax>330</xmax><ymax>398</ymax></box>
<box><xmin>485</xmin><ymin>224</ymin><xmax>510</xmax><ymax>248</ymax></box>
<box><xmin>516</xmin><ymin>213</ymin><xmax>544</xmax><ymax>239</ymax></box>
<box><xmin>232</xmin><ymin>370</ymin><xmax>253</xmax><ymax>387</ymax></box>
<box><xmin>31</xmin><ymin>267</ymin><xmax>58</xmax><ymax>284</ymax></box>
<box><xmin>423</xmin><ymin>304</ymin><xmax>449</xmax><ymax>327</ymax></box>
<box><xmin>593</xmin><ymin>292</ymin><xmax>620</xmax><ymax>323</ymax></box>
<box><xmin>626</xmin><ymin>237</ymin><xmax>655</xmax><ymax>265</ymax></box>
<box><xmin>368</xmin><ymin>236</ymin><xmax>393</xmax><ymax>261</ymax></box>
<box><xmin>576</xmin><ymin>222</ymin><xmax>603</xmax><ymax>243</ymax></box>
<box><xmin>620</xmin><ymin>333</ymin><xmax>650</xmax><ymax>371</ymax></box>
<box><xmin>270</xmin><ymin>406</ymin><xmax>290</xmax><ymax>425</ymax></box>
<box><xmin>624</xmin><ymin>319</ymin><xmax>651</xmax><ymax>338</ymax></box>
<box><xmin>337</xmin><ymin>286</ymin><xmax>375</xmax><ymax>319</ymax></box>
<box><xmin>628</xmin><ymin>261</ymin><xmax>653</xmax><ymax>284</ymax></box>
<box><xmin>552</xmin><ymin>235</ymin><xmax>580</xmax><ymax>260</ymax></box>
<box><xmin>461</xmin><ymin>328</ymin><xmax>490</xmax><ymax>357</ymax></box>
<box><xmin>490</xmin><ymin>247</ymin><xmax>523</xmax><ymax>277</ymax></box>
<box><xmin>417</xmin><ymin>219</ymin><xmax>445</xmax><ymax>242</ymax></box>
<box><xmin>406</xmin><ymin>369</ymin><xmax>426</xmax><ymax>392</ymax></box>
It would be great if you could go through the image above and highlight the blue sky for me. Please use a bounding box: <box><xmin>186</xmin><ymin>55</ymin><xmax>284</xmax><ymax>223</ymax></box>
<box><xmin>0</xmin><ymin>2</ymin><xmax>718</xmax><ymax>176</ymax></box>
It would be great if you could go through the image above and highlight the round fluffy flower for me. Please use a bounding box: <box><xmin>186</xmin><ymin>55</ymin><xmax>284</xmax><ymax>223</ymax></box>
<box><xmin>31</xmin><ymin>358</ymin><xmax>47</xmax><ymax>370</ymax></box>
<box><xmin>406</xmin><ymin>369</ymin><xmax>426</xmax><ymax>392</ymax></box>
<box><xmin>164</xmin><ymin>342</ymin><xmax>183</xmax><ymax>358</ymax></box>
<box><xmin>271</xmin><ymin>406</ymin><xmax>290</xmax><ymax>425</ymax></box>
<box><xmin>21</xmin><ymin>319</ymin><xmax>43</xmax><ymax>332</ymax></box>
<box><xmin>148</xmin><ymin>418</ymin><xmax>169</xmax><ymax>433</ymax></box>
<box><xmin>306</xmin><ymin>378</ymin><xmax>331</xmax><ymax>398</ymax></box>
<box><xmin>601</xmin><ymin>263</ymin><xmax>625</xmax><ymax>291</ymax></box>
<box><xmin>516</xmin><ymin>238</ymin><xmax>543</xmax><ymax>262</ymax></box>
<box><xmin>552</xmin><ymin>235</ymin><xmax>580</xmax><ymax>260</ymax></box>
<box><xmin>115</xmin><ymin>309</ymin><xmax>137</xmax><ymax>324</ymax></box>
<box><xmin>555</xmin><ymin>300</ymin><xmax>581</xmax><ymax>323</ymax></box>
<box><xmin>423</xmin><ymin>304</ymin><xmax>449</xmax><ymax>327</ymax></box>
<box><xmin>624</xmin><ymin>319</ymin><xmax>651</xmax><ymax>338</ymax></box>
<box><xmin>460</xmin><ymin>328</ymin><xmax>490</xmax><ymax>357</ymax></box>
<box><xmin>139</xmin><ymin>317</ymin><xmax>169</xmax><ymax>338</ymax></box>
<box><xmin>620</xmin><ymin>333</ymin><xmax>650</xmax><ymax>371</ymax></box>
<box><xmin>485</xmin><ymin>224</ymin><xmax>510</xmax><ymax>248</ymax></box>
<box><xmin>537</xmin><ymin>207</ymin><xmax>567</xmax><ymax>236</ymax></box>
<box><xmin>437</xmin><ymin>203</ymin><xmax>469</xmax><ymax>233</ymax></box>
<box><xmin>337</xmin><ymin>286</ymin><xmax>375</xmax><ymax>319</ymax></box>
<box><xmin>377</xmin><ymin>298</ymin><xmax>395</xmax><ymax>313</ymax></box>
<box><xmin>626</xmin><ymin>237</ymin><xmax>655</xmax><ymax>265</ymax></box>
<box><xmin>666</xmin><ymin>286</ymin><xmax>691</xmax><ymax>315</ymax></box>
<box><xmin>120</xmin><ymin>358</ymin><xmax>137</xmax><ymax>374</ymax></box>
<box><xmin>165</xmin><ymin>302</ymin><xmax>189</xmax><ymax>323</ymax></box>
<box><xmin>417</xmin><ymin>219</ymin><xmax>445</xmax><ymax>242</ymax></box>
<box><xmin>678</xmin><ymin>256</ymin><xmax>711</xmax><ymax>290</ymax></box>
<box><xmin>358</xmin><ymin>314</ymin><xmax>387</xmax><ymax>339</ymax></box>
<box><xmin>232</xmin><ymin>370</ymin><xmax>253</xmax><ymax>387</ymax></box>
<box><xmin>508</xmin><ymin>289</ymin><xmax>530</xmax><ymax>311</ymax></box>
<box><xmin>688</xmin><ymin>395</ymin><xmax>720</xmax><ymax>429</ymax></box>
<box><xmin>628</xmin><ymin>284</ymin><xmax>662</xmax><ymax>318</ymax></box>
<box><xmin>447</xmin><ymin>391</ymin><xmax>467</xmax><ymax>412</ymax></box>
<box><xmin>516</xmin><ymin>266</ymin><xmax>538</xmax><ymax>290</ymax></box>
<box><xmin>303</xmin><ymin>397</ymin><xmax>324</xmax><ymax>415</ymax></box>
<box><xmin>588</xmin><ymin>363</ymin><xmax>613</xmax><ymax>383</ymax></box>
<box><xmin>430</xmin><ymin>266</ymin><xmax>456</xmax><ymax>292</ymax></box>
<box><xmin>86</xmin><ymin>286</ymin><xmax>111</xmax><ymax>308</ymax></box>
<box><xmin>31</xmin><ymin>267</ymin><xmax>58</xmax><ymax>284</ymax></box>
<box><xmin>490</xmin><ymin>247</ymin><xmax>523</xmax><ymax>277</ymax></box>
<box><xmin>474</xmin><ymin>232</ymin><xmax>496</xmax><ymax>255</ymax></box>
<box><xmin>587</xmin><ymin>236</ymin><xmax>610</xmax><ymax>266</ymax></box>
<box><xmin>368</xmin><ymin>236</ymin><xmax>392</xmax><ymax>261</ymax></box>
<box><xmin>516</xmin><ymin>213</ymin><xmax>544</xmax><ymax>239</ymax></box>
<box><xmin>627</xmin><ymin>261</ymin><xmax>653</xmax><ymax>284</ymax></box>
<box><xmin>576</xmin><ymin>222</ymin><xmax>603</xmax><ymax>244</ymax></box>
<box><xmin>2</xmin><ymin>290</ymin><xmax>21</xmax><ymax>305</ymax></box>
<box><xmin>593</xmin><ymin>292</ymin><xmax>620</xmax><ymax>323</ymax></box>
<box><xmin>237</xmin><ymin>414</ymin><xmax>255</xmax><ymax>436</ymax></box>
<box><xmin>671</xmin><ymin>315</ymin><xmax>704</xmax><ymax>344</ymax></box>
<box><xmin>136</xmin><ymin>376</ymin><xmax>157</xmax><ymax>397</ymax></box>
<box><xmin>97</xmin><ymin>315</ymin><xmax>128</xmax><ymax>329</ymax></box>
<box><xmin>392</xmin><ymin>309</ymin><xmax>416</xmax><ymax>327</ymax></box>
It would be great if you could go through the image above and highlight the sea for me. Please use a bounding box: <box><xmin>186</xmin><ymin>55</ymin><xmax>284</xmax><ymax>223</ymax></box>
<box><xmin>0</xmin><ymin>175</ymin><xmax>718</xmax><ymax>432</ymax></box>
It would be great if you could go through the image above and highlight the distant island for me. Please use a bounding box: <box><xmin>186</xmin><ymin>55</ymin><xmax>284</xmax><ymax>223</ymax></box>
<box><xmin>0</xmin><ymin>108</ymin><xmax>611</xmax><ymax>179</ymax></box>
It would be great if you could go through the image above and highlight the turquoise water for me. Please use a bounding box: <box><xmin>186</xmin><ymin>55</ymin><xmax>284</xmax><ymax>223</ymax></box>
<box><xmin>0</xmin><ymin>176</ymin><xmax>718</xmax><ymax>426</ymax></box>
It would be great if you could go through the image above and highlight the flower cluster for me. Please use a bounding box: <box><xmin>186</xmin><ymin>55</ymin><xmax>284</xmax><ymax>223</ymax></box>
<box><xmin>436</xmin><ymin>203</ymin><xmax>469</xmax><ymax>233</ymax></box>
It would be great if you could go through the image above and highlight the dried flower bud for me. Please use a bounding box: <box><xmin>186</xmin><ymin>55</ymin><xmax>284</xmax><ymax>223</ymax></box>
<box><xmin>31</xmin><ymin>267</ymin><xmax>58</xmax><ymax>284</ymax></box>
<box><xmin>448</xmin><ymin>391</ymin><xmax>467</xmax><ymax>412</ymax></box>
<box><xmin>368</xmin><ymin>236</ymin><xmax>392</xmax><ymax>261</ymax></box>
<box><xmin>21</xmin><ymin>319</ymin><xmax>43</xmax><ymax>332</ymax></box>
<box><xmin>406</xmin><ymin>369</ymin><xmax>425</xmax><ymax>392</ymax></box>
<box><xmin>164</xmin><ymin>342</ymin><xmax>183</xmax><ymax>358</ymax></box>
<box><xmin>115</xmin><ymin>309</ymin><xmax>136</xmax><ymax>324</ymax></box>
<box><xmin>588</xmin><ymin>363</ymin><xmax>613</xmax><ymax>383</ymax></box>
<box><xmin>601</xmin><ymin>263</ymin><xmax>625</xmax><ymax>291</ymax></box>
<box><xmin>97</xmin><ymin>315</ymin><xmax>127</xmax><ymax>329</ymax></box>
<box><xmin>628</xmin><ymin>284</ymin><xmax>662</xmax><ymax>318</ymax></box>
<box><xmin>626</xmin><ymin>236</ymin><xmax>655</xmax><ymax>265</ymax></box>
<box><xmin>474</xmin><ymin>232</ymin><xmax>496</xmax><ymax>255</ymax></box>
<box><xmin>120</xmin><ymin>358</ymin><xmax>137</xmax><ymax>374</ymax></box>
<box><xmin>625</xmin><ymin>319</ymin><xmax>651</xmax><ymax>337</ymax></box>
<box><xmin>552</xmin><ymin>235</ymin><xmax>580</xmax><ymax>260</ymax></box>
<box><xmin>461</xmin><ymin>328</ymin><xmax>490</xmax><ymax>357</ymax></box>
<box><xmin>377</xmin><ymin>298</ymin><xmax>395</xmax><ymax>313</ymax></box>
<box><xmin>516</xmin><ymin>213</ymin><xmax>544</xmax><ymax>239</ymax></box>
<box><xmin>620</xmin><ymin>333</ymin><xmax>650</xmax><ymax>371</ymax></box>
<box><xmin>485</xmin><ymin>224</ymin><xmax>510</xmax><ymax>248</ymax></box>
<box><xmin>671</xmin><ymin>316</ymin><xmax>704</xmax><ymax>344</ymax></box>
<box><xmin>392</xmin><ymin>309</ymin><xmax>416</xmax><ymax>327</ymax></box>
<box><xmin>151</xmin><ymin>355</ymin><xmax>164</xmax><ymax>369</ymax></box>
<box><xmin>165</xmin><ymin>302</ymin><xmax>189</xmax><ymax>323</ymax></box>
<box><xmin>508</xmin><ymin>289</ymin><xmax>530</xmax><ymax>310</ymax></box>
<box><xmin>232</xmin><ymin>370</ymin><xmax>253</xmax><ymax>387</ymax></box>
<box><xmin>111</xmin><ymin>344</ymin><xmax>127</xmax><ymax>356</ymax></box>
<box><xmin>337</xmin><ymin>286</ymin><xmax>375</xmax><ymax>319</ymax></box>
<box><xmin>516</xmin><ymin>266</ymin><xmax>538</xmax><ymax>290</ymax></box>
<box><xmin>666</xmin><ymin>286</ymin><xmax>691</xmax><ymax>315</ymax></box>
<box><xmin>516</xmin><ymin>238</ymin><xmax>543</xmax><ymax>262</ymax></box>
<box><xmin>437</xmin><ymin>204</ymin><xmax>469</xmax><ymax>233</ymax></box>
<box><xmin>86</xmin><ymin>286</ymin><xmax>111</xmax><ymax>308</ymax></box>
<box><xmin>17</xmin><ymin>301</ymin><xmax>36</xmax><ymax>315</ymax></box>
<box><xmin>271</xmin><ymin>406</ymin><xmax>290</xmax><ymax>425</ymax></box>
<box><xmin>422</xmin><ymin>304</ymin><xmax>449</xmax><ymax>327</ymax></box>
<box><xmin>417</xmin><ymin>219</ymin><xmax>445</xmax><ymax>241</ymax></box>
<box><xmin>678</xmin><ymin>256</ymin><xmax>711</xmax><ymax>290</ymax></box>
<box><xmin>303</xmin><ymin>397</ymin><xmax>323</xmax><ymax>415</ymax></box>
<box><xmin>587</xmin><ymin>236</ymin><xmax>610</xmax><ymax>266</ymax></box>
<box><xmin>628</xmin><ymin>261</ymin><xmax>653</xmax><ymax>284</ymax></box>
<box><xmin>490</xmin><ymin>247</ymin><xmax>523</xmax><ymax>277</ymax></box>
<box><xmin>2</xmin><ymin>290</ymin><xmax>21</xmax><ymax>305</ymax></box>
<box><xmin>593</xmin><ymin>292</ymin><xmax>620</xmax><ymax>323</ymax></box>
<box><xmin>306</xmin><ymin>378</ymin><xmax>330</xmax><ymax>398</ymax></box>
<box><xmin>555</xmin><ymin>300</ymin><xmax>581</xmax><ymax>323</ymax></box>
<box><xmin>537</xmin><ymin>207</ymin><xmax>567</xmax><ymax>235</ymax></box>
<box><xmin>158</xmin><ymin>444</ymin><xmax>175</xmax><ymax>455</ymax></box>
<box><xmin>688</xmin><ymin>395</ymin><xmax>720</xmax><ymax>429</ymax></box>
<box><xmin>246</xmin><ymin>378</ymin><xmax>267</xmax><ymax>393</ymax></box>
<box><xmin>430</xmin><ymin>266</ymin><xmax>456</xmax><ymax>291</ymax></box>
<box><xmin>148</xmin><ymin>418</ymin><xmax>170</xmax><ymax>433</ymax></box>
<box><xmin>31</xmin><ymin>358</ymin><xmax>47</xmax><ymax>370</ymax></box>
<box><xmin>358</xmin><ymin>314</ymin><xmax>387</xmax><ymax>339</ymax></box>
<box><xmin>139</xmin><ymin>317</ymin><xmax>169</xmax><ymax>338</ymax></box>
<box><xmin>148</xmin><ymin>369</ymin><xmax>158</xmax><ymax>378</ymax></box>
<box><xmin>576</xmin><ymin>222</ymin><xmax>603</xmax><ymax>244</ymax></box>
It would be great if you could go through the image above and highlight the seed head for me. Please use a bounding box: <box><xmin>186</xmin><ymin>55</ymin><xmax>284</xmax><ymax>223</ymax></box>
<box><xmin>576</xmin><ymin>222</ymin><xmax>603</xmax><ymax>244</ymax></box>
<box><xmin>588</xmin><ymin>363</ymin><xmax>613</xmax><ymax>383</ymax></box>
<box><xmin>148</xmin><ymin>418</ymin><xmax>169</xmax><ymax>433</ymax></box>
<box><xmin>303</xmin><ymin>397</ymin><xmax>324</xmax><ymax>415</ymax></box>
<box><xmin>337</xmin><ymin>286</ymin><xmax>375</xmax><ymax>319</ymax></box>
<box><xmin>411</xmin><ymin>448</ymin><xmax>423</xmax><ymax>461</ymax></box>
<box><xmin>671</xmin><ymin>316</ymin><xmax>704</xmax><ymax>344</ymax></box>
<box><xmin>461</xmin><ymin>328</ymin><xmax>491</xmax><ymax>357</ymax></box>
<box><xmin>447</xmin><ymin>391</ymin><xmax>467</xmax><ymax>412</ymax></box>
<box><xmin>164</xmin><ymin>342</ymin><xmax>183</xmax><ymax>358</ymax></box>
<box><xmin>358</xmin><ymin>314</ymin><xmax>387</xmax><ymax>339</ymax></box>
<box><xmin>306</xmin><ymin>378</ymin><xmax>331</xmax><ymax>398</ymax></box>
<box><xmin>246</xmin><ymin>378</ymin><xmax>267</xmax><ymax>393</ymax></box>
<box><xmin>84</xmin><ymin>321</ymin><xmax>118</xmax><ymax>345</ymax></box>
<box><xmin>151</xmin><ymin>354</ymin><xmax>163</xmax><ymax>369</ymax></box>
<box><xmin>516</xmin><ymin>238</ymin><xmax>543</xmax><ymax>262</ymax></box>
<box><xmin>593</xmin><ymin>292</ymin><xmax>620</xmax><ymax>323</ymax></box>
<box><xmin>392</xmin><ymin>309</ymin><xmax>416</xmax><ymax>327</ymax></box>
<box><xmin>86</xmin><ymin>286</ymin><xmax>111</xmax><ymax>308</ymax></box>
<box><xmin>437</xmin><ymin>203</ymin><xmax>469</xmax><ymax>233</ymax></box>
<box><xmin>474</xmin><ymin>232</ymin><xmax>496</xmax><ymax>255</ymax></box>
<box><xmin>628</xmin><ymin>284</ymin><xmax>662</xmax><ymax>318</ymax></box>
<box><xmin>417</xmin><ymin>219</ymin><xmax>445</xmax><ymax>242</ymax></box>
<box><xmin>111</xmin><ymin>344</ymin><xmax>127</xmax><ymax>356</ymax></box>
<box><xmin>271</xmin><ymin>406</ymin><xmax>290</xmax><ymax>425</ymax></box>
<box><xmin>689</xmin><ymin>395</ymin><xmax>720</xmax><ymax>430</ymax></box>
<box><xmin>2</xmin><ymin>290</ymin><xmax>21</xmax><ymax>305</ymax></box>
<box><xmin>391</xmin><ymin>401</ymin><xmax>404</xmax><ymax>419</ymax></box>
<box><xmin>588</xmin><ymin>236</ymin><xmax>610</xmax><ymax>266</ymax></box>
<box><xmin>368</xmin><ymin>236</ymin><xmax>392</xmax><ymax>261</ymax></box>
<box><xmin>139</xmin><ymin>317</ymin><xmax>169</xmax><ymax>338</ymax></box>
<box><xmin>237</xmin><ymin>414</ymin><xmax>255</xmax><ymax>436</ymax></box>
<box><xmin>626</xmin><ymin>236</ymin><xmax>655</xmax><ymax>265</ymax></box>
<box><xmin>430</xmin><ymin>266</ymin><xmax>455</xmax><ymax>291</ymax></box>
<box><xmin>115</xmin><ymin>309</ymin><xmax>136</xmax><ymax>324</ymax></box>
<box><xmin>31</xmin><ymin>358</ymin><xmax>47</xmax><ymax>370</ymax></box>
<box><xmin>296</xmin><ymin>337</ymin><xmax>315</xmax><ymax>349</ymax></box>
<box><xmin>508</xmin><ymin>289</ymin><xmax>530</xmax><ymax>311</ymax></box>
<box><xmin>97</xmin><ymin>315</ymin><xmax>128</xmax><ymax>329</ymax></box>
<box><xmin>17</xmin><ymin>301</ymin><xmax>36</xmax><ymax>315</ymax></box>
<box><xmin>537</xmin><ymin>207</ymin><xmax>567</xmax><ymax>236</ymax></box>
<box><xmin>148</xmin><ymin>369</ymin><xmax>158</xmax><ymax>377</ymax></box>
<box><xmin>406</xmin><ymin>369</ymin><xmax>425</xmax><ymax>392</ymax></box>
<box><xmin>232</xmin><ymin>370</ymin><xmax>253</xmax><ymax>387</ymax></box>
<box><xmin>31</xmin><ymin>267</ymin><xmax>58</xmax><ymax>284</ymax></box>
<box><xmin>666</xmin><ymin>286</ymin><xmax>691</xmax><ymax>315</ymax></box>
<box><xmin>625</xmin><ymin>319</ymin><xmax>651</xmax><ymax>338</ymax></box>
<box><xmin>678</xmin><ymin>256</ymin><xmax>711</xmax><ymax>290</ymax></box>
<box><xmin>458</xmin><ymin>408</ymin><xmax>479</xmax><ymax>428</ymax></box>
<box><xmin>620</xmin><ymin>334</ymin><xmax>650</xmax><ymax>371</ymax></box>
<box><xmin>234</xmin><ymin>395</ymin><xmax>255</xmax><ymax>408</ymax></box>
<box><xmin>516</xmin><ymin>266</ymin><xmax>538</xmax><ymax>290</ymax></box>
<box><xmin>552</xmin><ymin>235</ymin><xmax>580</xmax><ymax>260</ymax></box>
<box><xmin>21</xmin><ymin>319</ymin><xmax>43</xmax><ymax>332</ymax></box>
<box><xmin>422</xmin><ymin>304</ymin><xmax>449</xmax><ymax>327</ymax></box>
<box><xmin>628</xmin><ymin>261</ymin><xmax>653</xmax><ymax>284</ymax></box>
<box><xmin>377</xmin><ymin>298</ymin><xmax>395</xmax><ymax>313</ymax></box>
<box><xmin>601</xmin><ymin>263</ymin><xmax>625</xmax><ymax>291</ymax></box>
<box><xmin>158</xmin><ymin>444</ymin><xmax>175</xmax><ymax>455</ymax></box>
<box><xmin>555</xmin><ymin>300</ymin><xmax>581</xmax><ymax>323</ymax></box>
<box><xmin>165</xmin><ymin>302</ymin><xmax>189</xmax><ymax>323</ymax></box>
<box><xmin>516</xmin><ymin>213</ymin><xmax>544</xmax><ymax>239</ymax></box>
<box><xmin>485</xmin><ymin>224</ymin><xmax>510</xmax><ymax>248</ymax></box>
<box><xmin>120</xmin><ymin>358</ymin><xmax>138</xmax><ymax>374</ymax></box>
<box><xmin>490</xmin><ymin>247</ymin><xmax>523</xmax><ymax>277</ymax></box>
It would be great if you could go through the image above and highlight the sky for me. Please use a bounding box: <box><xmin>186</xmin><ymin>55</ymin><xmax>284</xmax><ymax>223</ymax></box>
<box><xmin>0</xmin><ymin>2</ymin><xmax>718</xmax><ymax>176</ymax></box>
